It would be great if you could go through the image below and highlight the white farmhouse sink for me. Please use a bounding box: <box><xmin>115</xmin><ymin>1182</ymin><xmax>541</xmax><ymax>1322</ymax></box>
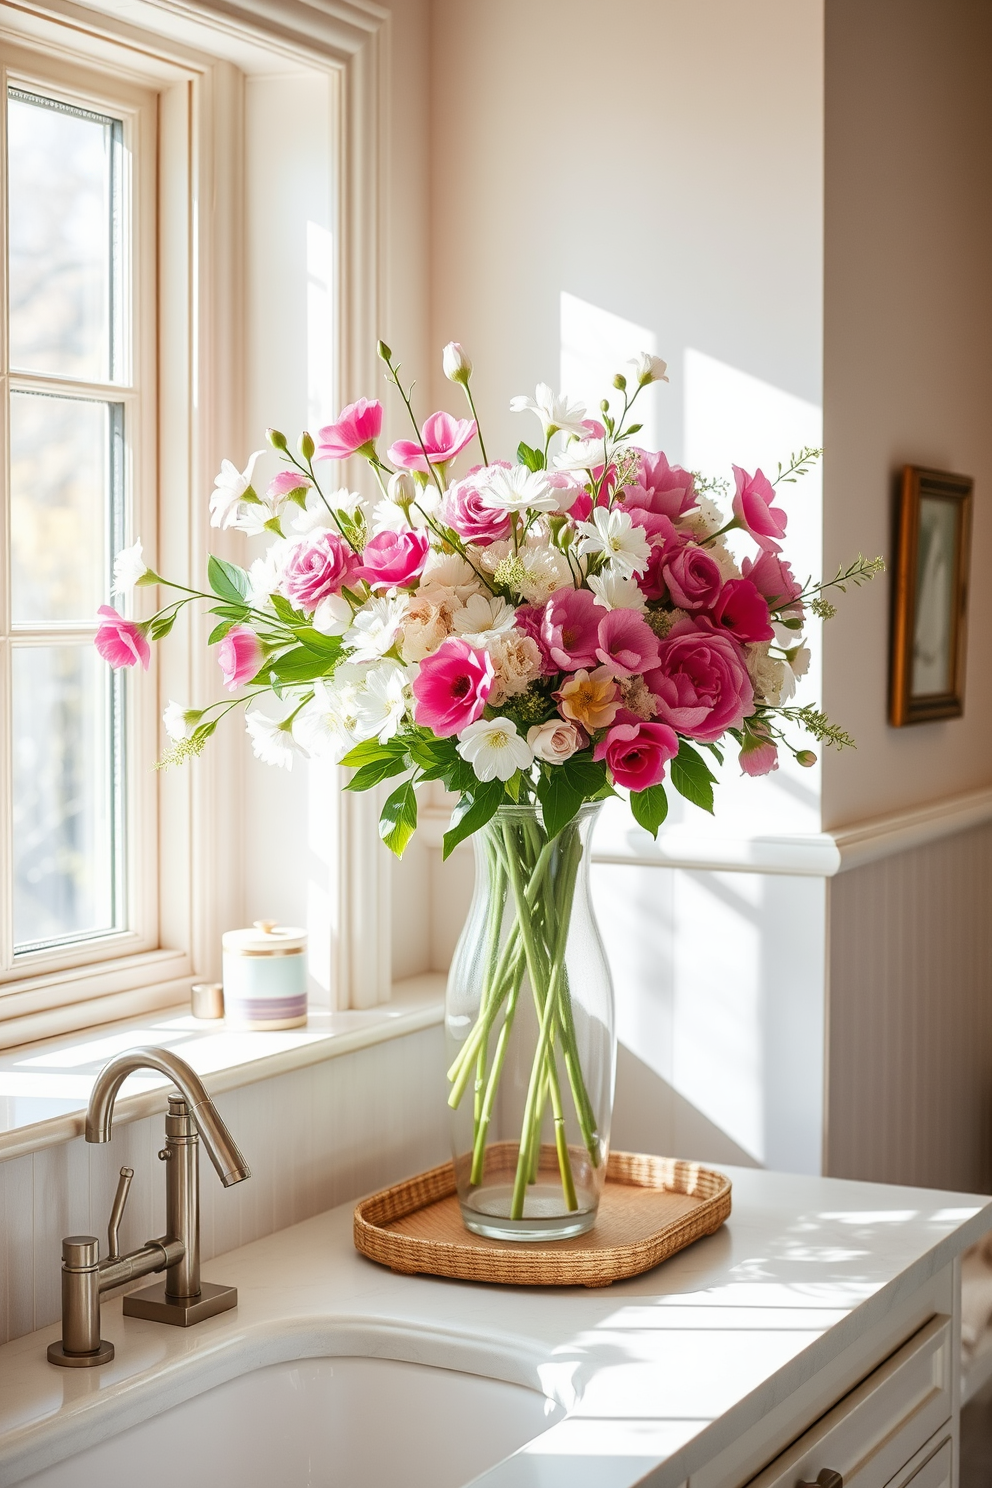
<box><xmin>22</xmin><ymin>1354</ymin><xmax>563</xmax><ymax>1488</ymax></box>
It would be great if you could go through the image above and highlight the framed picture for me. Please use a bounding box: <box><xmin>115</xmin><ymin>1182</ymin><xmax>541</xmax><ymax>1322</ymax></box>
<box><xmin>890</xmin><ymin>465</ymin><xmax>973</xmax><ymax>726</ymax></box>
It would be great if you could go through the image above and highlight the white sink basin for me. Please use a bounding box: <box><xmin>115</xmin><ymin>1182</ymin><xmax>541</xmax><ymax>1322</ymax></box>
<box><xmin>22</xmin><ymin>1354</ymin><xmax>563</xmax><ymax>1488</ymax></box>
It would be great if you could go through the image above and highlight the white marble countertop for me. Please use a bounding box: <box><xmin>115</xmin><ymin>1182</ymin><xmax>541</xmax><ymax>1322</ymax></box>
<box><xmin>0</xmin><ymin>1166</ymin><xmax>989</xmax><ymax>1488</ymax></box>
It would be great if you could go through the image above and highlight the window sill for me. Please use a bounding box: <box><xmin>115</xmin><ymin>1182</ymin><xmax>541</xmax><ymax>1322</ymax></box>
<box><xmin>0</xmin><ymin>974</ymin><xmax>445</xmax><ymax>1163</ymax></box>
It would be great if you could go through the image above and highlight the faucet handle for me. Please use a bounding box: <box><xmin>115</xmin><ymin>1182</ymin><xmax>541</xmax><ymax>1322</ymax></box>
<box><xmin>107</xmin><ymin>1166</ymin><xmax>134</xmax><ymax>1262</ymax></box>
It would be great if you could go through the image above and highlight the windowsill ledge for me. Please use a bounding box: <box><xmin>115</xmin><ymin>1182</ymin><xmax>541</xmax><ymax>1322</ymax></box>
<box><xmin>0</xmin><ymin>974</ymin><xmax>445</xmax><ymax>1164</ymax></box>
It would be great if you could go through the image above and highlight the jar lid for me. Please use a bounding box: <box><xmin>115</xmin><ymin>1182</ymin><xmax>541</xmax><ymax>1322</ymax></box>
<box><xmin>222</xmin><ymin>920</ymin><xmax>308</xmax><ymax>954</ymax></box>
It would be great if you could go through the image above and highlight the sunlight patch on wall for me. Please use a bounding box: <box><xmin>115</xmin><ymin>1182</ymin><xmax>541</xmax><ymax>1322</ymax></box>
<box><xmin>560</xmin><ymin>292</ymin><xmax>659</xmax><ymax>449</ymax></box>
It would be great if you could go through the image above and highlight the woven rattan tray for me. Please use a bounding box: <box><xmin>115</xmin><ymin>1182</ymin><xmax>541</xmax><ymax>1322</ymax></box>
<box><xmin>353</xmin><ymin>1149</ymin><xmax>731</xmax><ymax>1287</ymax></box>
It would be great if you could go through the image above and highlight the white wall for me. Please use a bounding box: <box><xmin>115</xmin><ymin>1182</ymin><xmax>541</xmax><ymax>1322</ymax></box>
<box><xmin>422</xmin><ymin>0</ymin><xmax>828</xmax><ymax>1168</ymax></box>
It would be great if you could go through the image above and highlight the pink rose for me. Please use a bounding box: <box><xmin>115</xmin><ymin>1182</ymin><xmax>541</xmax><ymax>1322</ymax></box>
<box><xmin>442</xmin><ymin>470</ymin><xmax>512</xmax><ymax>546</ymax></box>
<box><xmin>388</xmin><ymin>411</ymin><xmax>477</xmax><ymax>473</ymax></box>
<box><xmin>281</xmin><ymin>531</ymin><xmax>362</xmax><ymax>612</ymax></box>
<box><xmin>266</xmin><ymin>470</ymin><xmax>311</xmax><ymax>502</ymax></box>
<box><xmin>732</xmin><ymin>465</ymin><xmax>787</xmax><ymax>551</ymax></box>
<box><xmin>662</xmin><ymin>542</ymin><xmax>723</xmax><ymax>610</ymax></box>
<box><xmin>706</xmin><ymin>578</ymin><xmax>774</xmax><ymax>643</ymax></box>
<box><xmin>633</xmin><ymin>513</ymin><xmax>683</xmax><ymax>602</ymax></box>
<box><xmin>622</xmin><ymin>450</ymin><xmax>697</xmax><ymax>519</ymax></box>
<box><xmin>541</xmin><ymin>588</ymin><xmax>601</xmax><ymax>671</ymax></box>
<box><xmin>545</xmin><ymin>471</ymin><xmax>586</xmax><ymax>514</ymax></box>
<box><xmin>359</xmin><ymin>529</ymin><xmax>430</xmax><ymax>588</ymax></box>
<box><xmin>593</xmin><ymin>716</ymin><xmax>679</xmax><ymax>791</ymax></box>
<box><xmin>217</xmin><ymin>626</ymin><xmax>263</xmax><ymax>690</ymax></box>
<box><xmin>411</xmin><ymin>638</ymin><xmax>494</xmax><ymax>737</ymax></box>
<box><xmin>95</xmin><ymin>606</ymin><xmax>151</xmax><ymax>671</ymax></box>
<box><xmin>646</xmin><ymin>620</ymin><xmax>754</xmax><ymax>741</ymax></box>
<box><xmin>740</xmin><ymin>550</ymin><xmax>804</xmax><ymax>614</ymax></box>
<box><xmin>739</xmin><ymin>734</ymin><xmax>779</xmax><ymax>776</ymax></box>
<box><xmin>527</xmin><ymin>719</ymin><xmax>585</xmax><ymax>763</ymax></box>
<box><xmin>514</xmin><ymin>605</ymin><xmax>556</xmax><ymax>674</ymax></box>
<box><xmin>595</xmin><ymin>608</ymin><xmax>661</xmax><ymax>678</ymax></box>
<box><xmin>316</xmin><ymin>399</ymin><xmax>383</xmax><ymax>460</ymax></box>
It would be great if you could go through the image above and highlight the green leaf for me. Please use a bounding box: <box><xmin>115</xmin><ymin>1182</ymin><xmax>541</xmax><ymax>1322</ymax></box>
<box><xmin>346</xmin><ymin>754</ymin><xmax>410</xmax><ymax>792</ymax></box>
<box><xmin>516</xmin><ymin>441</ymin><xmax>545</xmax><ymax>472</ymax></box>
<box><xmin>442</xmin><ymin>780</ymin><xmax>504</xmax><ymax>859</ymax></box>
<box><xmin>670</xmin><ymin>739</ymin><xmax>716</xmax><ymax>815</ymax></box>
<box><xmin>269</xmin><ymin>593</ymin><xmax>305</xmax><ymax>624</ymax></box>
<box><xmin>208</xmin><ymin>620</ymin><xmax>235</xmax><ymax>645</ymax></box>
<box><xmin>208</xmin><ymin>603</ymin><xmax>251</xmax><ymax>622</ymax></box>
<box><xmin>535</xmin><ymin>768</ymin><xmax>584</xmax><ymax>841</ymax></box>
<box><xmin>698</xmin><ymin>740</ymin><xmax>725</xmax><ymax>767</ymax></box>
<box><xmin>560</xmin><ymin>754</ymin><xmax>609</xmax><ymax>796</ymax></box>
<box><xmin>149</xmin><ymin>612</ymin><xmax>176</xmax><ymax>640</ymax></box>
<box><xmin>295</xmin><ymin>628</ymin><xmax>343</xmax><ymax>660</ymax></box>
<box><xmin>630</xmin><ymin>782</ymin><xmax>669</xmax><ymax>837</ymax></box>
<box><xmin>379</xmin><ymin>779</ymin><xmax>418</xmax><ymax>857</ymax></box>
<box><xmin>340</xmin><ymin>737</ymin><xmax>407</xmax><ymax>769</ymax></box>
<box><xmin>207</xmin><ymin>554</ymin><xmax>250</xmax><ymax>604</ymax></box>
<box><xmin>256</xmin><ymin>646</ymin><xmax>336</xmax><ymax>685</ymax></box>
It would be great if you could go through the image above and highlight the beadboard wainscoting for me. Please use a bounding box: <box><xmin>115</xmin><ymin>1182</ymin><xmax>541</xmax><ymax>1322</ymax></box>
<box><xmin>827</xmin><ymin>820</ymin><xmax>992</xmax><ymax>1193</ymax></box>
<box><xmin>0</xmin><ymin>1025</ymin><xmax>448</xmax><ymax>1348</ymax></box>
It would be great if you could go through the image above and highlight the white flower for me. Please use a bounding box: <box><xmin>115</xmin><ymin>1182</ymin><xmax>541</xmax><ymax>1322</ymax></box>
<box><xmin>587</xmin><ymin>571</ymin><xmax>647</xmax><ymax>611</ymax></box>
<box><xmin>312</xmin><ymin>593</ymin><xmax>353</xmax><ymax>636</ymax></box>
<box><xmin>628</xmin><ymin>352</ymin><xmax>669</xmax><ymax>386</ymax></box>
<box><xmin>292</xmin><ymin>489</ymin><xmax>362</xmax><ymax>533</ymax></box>
<box><xmin>420</xmin><ymin>550</ymin><xmax>481</xmax><ymax>598</ymax></box>
<box><xmin>477</xmin><ymin>464</ymin><xmax>557</xmax><ymax>515</ymax></box>
<box><xmin>773</xmin><ymin>642</ymin><xmax>811</xmax><ymax>703</ymax></box>
<box><xmin>442</xmin><ymin>342</ymin><xmax>472</xmax><ymax>384</ymax></box>
<box><xmin>247</xmin><ymin>540</ymin><xmax>291</xmax><ymax>606</ymax></box>
<box><xmin>373</xmin><ymin>477</ymin><xmax>438</xmax><ymax>534</ymax></box>
<box><xmin>527</xmin><ymin>719</ymin><xmax>583</xmax><ymax>764</ymax></box>
<box><xmin>552</xmin><ymin>436</ymin><xmax>610</xmax><ymax>474</ymax></box>
<box><xmin>456</xmin><ymin>717</ymin><xmax>533</xmax><ymax>782</ymax></box>
<box><xmin>344</xmin><ymin>594</ymin><xmax>407</xmax><ymax>662</ymax></box>
<box><xmin>292</xmin><ymin>668</ymin><xmax>367</xmax><ymax>763</ymax></box>
<box><xmin>747</xmin><ymin>644</ymin><xmax>790</xmax><ymax>707</ymax></box>
<box><xmin>355</xmin><ymin>663</ymin><xmax>409</xmax><ymax>742</ymax></box>
<box><xmin>509</xmin><ymin>384</ymin><xmax>587</xmax><ymax>438</ymax></box>
<box><xmin>112</xmin><ymin>539</ymin><xmax>148</xmax><ymax>596</ymax></box>
<box><xmin>487</xmin><ymin>632</ymin><xmax>543</xmax><ymax>705</ymax></box>
<box><xmin>451</xmin><ymin>594</ymin><xmax>517</xmax><ymax>644</ymax></box>
<box><xmin>163</xmin><ymin>699</ymin><xmax>197</xmax><ymax>741</ymax></box>
<box><xmin>516</xmin><ymin>545</ymin><xmax>572</xmax><ymax>605</ymax></box>
<box><xmin>577</xmin><ymin>507</ymin><xmax>651</xmax><ymax>579</ymax></box>
<box><xmin>209</xmin><ymin>452</ymin><xmax>264</xmax><ymax>529</ymax></box>
<box><xmin>246</xmin><ymin>710</ymin><xmax>296</xmax><ymax>770</ymax></box>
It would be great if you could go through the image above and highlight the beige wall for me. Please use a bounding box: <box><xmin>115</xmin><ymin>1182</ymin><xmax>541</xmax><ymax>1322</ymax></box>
<box><xmin>822</xmin><ymin>0</ymin><xmax>992</xmax><ymax>829</ymax></box>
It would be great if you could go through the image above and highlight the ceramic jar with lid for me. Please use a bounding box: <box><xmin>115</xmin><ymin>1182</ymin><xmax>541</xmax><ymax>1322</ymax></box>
<box><xmin>221</xmin><ymin>921</ymin><xmax>308</xmax><ymax>1029</ymax></box>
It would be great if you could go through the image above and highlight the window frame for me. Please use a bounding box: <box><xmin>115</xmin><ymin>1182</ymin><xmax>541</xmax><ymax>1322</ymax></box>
<box><xmin>0</xmin><ymin>0</ymin><xmax>391</xmax><ymax>1048</ymax></box>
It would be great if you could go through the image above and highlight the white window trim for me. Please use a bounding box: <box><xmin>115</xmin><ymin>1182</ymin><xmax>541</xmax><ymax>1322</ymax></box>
<box><xmin>0</xmin><ymin>0</ymin><xmax>392</xmax><ymax>1047</ymax></box>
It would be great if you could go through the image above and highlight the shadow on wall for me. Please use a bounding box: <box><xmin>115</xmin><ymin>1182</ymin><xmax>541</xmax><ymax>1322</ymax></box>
<box><xmin>612</xmin><ymin>1042</ymin><xmax>758</xmax><ymax>1170</ymax></box>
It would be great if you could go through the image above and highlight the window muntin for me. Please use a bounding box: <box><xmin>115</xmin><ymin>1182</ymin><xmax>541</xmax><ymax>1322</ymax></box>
<box><xmin>3</xmin><ymin>80</ymin><xmax>132</xmax><ymax>961</ymax></box>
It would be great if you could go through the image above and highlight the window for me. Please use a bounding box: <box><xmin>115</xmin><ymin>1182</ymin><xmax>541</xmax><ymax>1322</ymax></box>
<box><xmin>1</xmin><ymin>46</ymin><xmax>159</xmax><ymax>997</ymax></box>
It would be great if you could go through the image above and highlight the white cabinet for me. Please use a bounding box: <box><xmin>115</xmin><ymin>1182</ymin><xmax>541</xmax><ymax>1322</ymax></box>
<box><xmin>744</xmin><ymin>1316</ymin><xmax>952</xmax><ymax>1488</ymax></box>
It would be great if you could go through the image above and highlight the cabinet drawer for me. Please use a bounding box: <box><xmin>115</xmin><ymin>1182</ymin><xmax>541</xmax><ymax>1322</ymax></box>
<box><xmin>896</xmin><ymin>1437</ymin><xmax>951</xmax><ymax>1488</ymax></box>
<box><xmin>744</xmin><ymin>1315</ymin><xmax>951</xmax><ymax>1488</ymax></box>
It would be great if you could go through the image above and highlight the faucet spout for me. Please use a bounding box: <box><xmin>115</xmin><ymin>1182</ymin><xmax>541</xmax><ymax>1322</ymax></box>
<box><xmin>85</xmin><ymin>1046</ymin><xmax>250</xmax><ymax>1187</ymax></box>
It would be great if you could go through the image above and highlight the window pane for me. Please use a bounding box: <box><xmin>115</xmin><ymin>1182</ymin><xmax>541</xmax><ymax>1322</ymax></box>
<box><xmin>10</xmin><ymin>391</ymin><xmax>122</xmax><ymax>624</ymax></box>
<box><xmin>7</xmin><ymin>89</ymin><xmax>122</xmax><ymax>382</ymax></box>
<box><xmin>12</xmin><ymin>644</ymin><xmax>121</xmax><ymax>950</ymax></box>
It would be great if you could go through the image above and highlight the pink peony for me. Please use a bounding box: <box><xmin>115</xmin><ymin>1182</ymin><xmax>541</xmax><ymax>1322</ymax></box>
<box><xmin>622</xmin><ymin>450</ymin><xmax>697</xmax><ymax>520</ymax></box>
<box><xmin>593</xmin><ymin>716</ymin><xmax>679</xmax><ymax>791</ymax></box>
<box><xmin>217</xmin><ymin>626</ymin><xmax>263</xmax><ymax>690</ymax></box>
<box><xmin>388</xmin><ymin>411</ymin><xmax>477</xmax><ymax>473</ymax></box>
<box><xmin>95</xmin><ymin>606</ymin><xmax>151</xmax><ymax>671</ymax></box>
<box><xmin>442</xmin><ymin>471</ymin><xmax>512</xmax><ymax>545</ymax></box>
<box><xmin>411</xmin><ymin>638</ymin><xmax>494</xmax><ymax>737</ymax></box>
<box><xmin>706</xmin><ymin>578</ymin><xmax>774</xmax><ymax>643</ymax></box>
<box><xmin>581</xmin><ymin>419</ymin><xmax>607</xmax><ymax>440</ymax></box>
<box><xmin>732</xmin><ymin>465</ymin><xmax>787</xmax><ymax>551</ymax></box>
<box><xmin>281</xmin><ymin>530</ymin><xmax>362</xmax><ymax>612</ymax></box>
<box><xmin>359</xmin><ymin>529</ymin><xmax>430</xmax><ymax>588</ymax></box>
<box><xmin>739</xmin><ymin>734</ymin><xmax>779</xmax><ymax>776</ymax></box>
<box><xmin>541</xmin><ymin>587</ymin><xmax>601</xmax><ymax>671</ymax></box>
<box><xmin>514</xmin><ymin>605</ymin><xmax>557</xmax><ymax>674</ymax></box>
<box><xmin>545</xmin><ymin>470</ymin><xmax>586</xmax><ymax>514</ymax></box>
<box><xmin>316</xmin><ymin>399</ymin><xmax>383</xmax><ymax>460</ymax></box>
<box><xmin>662</xmin><ymin>542</ymin><xmax>723</xmax><ymax>610</ymax></box>
<box><xmin>646</xmin><ymin>620</ymin><xmax>754</xmax><ymax>741</ymax></box>
<box><xmin>595</xmin><ymin>608</ymin><xmax>661</xmax><ymax>678</ymax></box>
<box><xmin>634</xmin><ymin>513</ymin><xmax>684</xmax><ymax>602</ymax></box>
<box><xmin>740</xmin><ymin>550</ymin><xmax>804</xmax><ymax>612</ymax></box>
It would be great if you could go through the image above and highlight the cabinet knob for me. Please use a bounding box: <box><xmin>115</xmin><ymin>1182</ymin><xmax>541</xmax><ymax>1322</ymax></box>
<box><xmin>798</xmin><ymin>1473</ymin><xmax>843</xmax><ymax>1488</ymax></box>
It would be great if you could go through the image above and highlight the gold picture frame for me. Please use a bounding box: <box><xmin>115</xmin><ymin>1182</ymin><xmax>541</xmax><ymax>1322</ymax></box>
<box><xmin>890</xmin><ymin>464</ymin><xmax>972</xmax><ymax>726</ymax></box>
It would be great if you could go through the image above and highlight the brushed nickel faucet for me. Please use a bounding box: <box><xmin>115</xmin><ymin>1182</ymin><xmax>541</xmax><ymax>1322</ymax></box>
<box><xmin>48</xmin><ymin>1046</ymin><xmax>250</xmax><ymax>1368</ymax></box>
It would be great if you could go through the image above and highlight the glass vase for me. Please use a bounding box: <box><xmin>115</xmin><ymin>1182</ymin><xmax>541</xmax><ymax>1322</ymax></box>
<box><xmin>445</xmin><ymin>802</ymin><xmax>615</xmax><ymax>1241</ymax></box>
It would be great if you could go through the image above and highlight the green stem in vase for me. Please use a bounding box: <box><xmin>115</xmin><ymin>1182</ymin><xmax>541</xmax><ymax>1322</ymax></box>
<box><xmin>469</xmin><ymin>955</ymin><xmax>527</xmax><ymax>1186</ymax></box>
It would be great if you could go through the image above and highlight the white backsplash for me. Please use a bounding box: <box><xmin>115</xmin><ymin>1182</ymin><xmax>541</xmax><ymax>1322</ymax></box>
<box><xmin>0</xmin><ymin>1025</ymin><xmax>448</xmax><ymax>1347</ymax></box>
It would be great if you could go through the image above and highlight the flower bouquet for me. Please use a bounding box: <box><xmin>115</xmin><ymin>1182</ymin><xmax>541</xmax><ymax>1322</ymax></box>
<box><xmin>96</xmin><ymin>339</ymin><xmax>880</xmax><ymax>1239</ymax></box>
